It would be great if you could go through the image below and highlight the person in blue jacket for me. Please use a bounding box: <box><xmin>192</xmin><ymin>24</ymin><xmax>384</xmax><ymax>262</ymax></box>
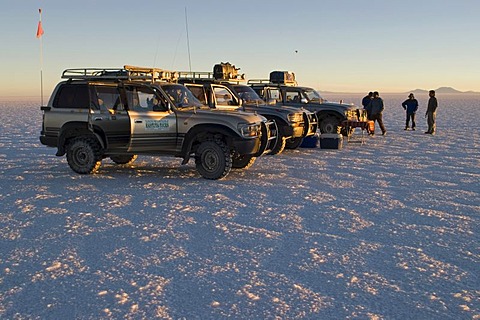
<box><xmin>402</xmin><ymin>93</ymin><xmax>419</xmax><ymax>130</ymax></box>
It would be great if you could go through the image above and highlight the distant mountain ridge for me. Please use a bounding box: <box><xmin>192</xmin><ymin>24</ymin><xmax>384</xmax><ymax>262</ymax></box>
<box><xmin>321</xmin><ymin>87</ymin><xmax>479</xmax><ymax>95</ymax></box>
<box><xmin>409</xmin><ymin>87</ymin><xmax>479</xmax><ymax>94</ymax></box>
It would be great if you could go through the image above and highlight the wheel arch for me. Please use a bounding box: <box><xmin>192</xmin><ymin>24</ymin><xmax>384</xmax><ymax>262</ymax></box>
<box><xmin>316</xmin><ymin>110</ymin><xmax>344</xmax><ymax>122</ymax></box>
<box><xmin>56</xmin><ymin>122</ymin><xmax>106</xmax><ymax>156</ymax></box>
<box><xmin>180</xmin><ymin>123</ymin><xmax>240</xmax><ymax>164</ymax></box>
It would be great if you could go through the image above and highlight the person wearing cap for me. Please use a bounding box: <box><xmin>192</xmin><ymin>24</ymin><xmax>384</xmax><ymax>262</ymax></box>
<box><xmin>425</xmin><ymin>90</ymin><xmax>438</xmax><ymax>134</ymax></box>
<box><xmin>367</xmin><ymin>91</ymin><xmax>387</xmax><ymax>135</ymax></box>
<box><xmin>402</xmin><ymin>93</ymin><xmax>419</xmax><ymax>130</ymax></box>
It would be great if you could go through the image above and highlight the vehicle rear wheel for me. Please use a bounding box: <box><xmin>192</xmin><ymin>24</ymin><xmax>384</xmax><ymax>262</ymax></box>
<box><xmin>319</xmin><ymin>116</ymin><xmax>340</xmax><ymax>134</ymax></box>
<box><xmin>285</xmin><ymin>137</ymin><xmax>303</xmax><ymax>149</ymax></box>
<box><xmin>232</xmin><ymin>154</ymin><xmax>256</xmax><ymax>169</ymax></box>
<box><xmin>66</xmin><ymin>136</ymin><xmax>102</xmax><ymax>174</ymax></box>
<box><xmin>110</xmin><ymin>154</ymin><xmax>138</xmax><ymax>165</ymax></box>
<box><xmin>195</xmin><ymin>139</ymin><xmax>232</xmax><ymax>179</ymax></box>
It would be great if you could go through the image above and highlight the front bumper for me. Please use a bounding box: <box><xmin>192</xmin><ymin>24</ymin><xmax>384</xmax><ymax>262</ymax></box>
<box><xmin>303</xmin><ymin>112</ymin><xmax>318</xmax><ymax>137</ymax></box>
<box><xmin>254</xmin><ymin>119</ymin><xmax>278</xmax><ymax>156</ymax></box>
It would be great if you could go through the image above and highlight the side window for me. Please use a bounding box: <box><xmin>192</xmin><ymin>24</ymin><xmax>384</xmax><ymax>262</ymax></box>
<box><xmin>53</xmin><ymin>84</ymin><xmax>90</xmax><ymax>109</ymax></box>
<box><xmin>187</xmin><ymin>86</ymin><xmax>207</xmax><ymax>105</ymax></box>
<box><xmin>125</xmin><ymin>86</ymin><xmax>167</xmax><ymax>112</ymax></box>
<box><xmin>93</xmin><ymin>85</ymin><xmax>124</xmax><ymax>111</ymax></box>
<box><xmin>268</xmin><ymin>88</ymin><xmax>282</xmax><ymax>103</ymax></box>
<box><xmin>285</xmin><ymin>91</ymin><xmax>301</xmax><ymax>103</ymax></box>
<box><xmin>213</xmin><ymin>86</ymin><xmax>235</xmax><ymax>106</ymax></box>
<box><xmin>254</xmin><ymin>88</ymin><xmax>264</xmax><ymax>98</ymax></box>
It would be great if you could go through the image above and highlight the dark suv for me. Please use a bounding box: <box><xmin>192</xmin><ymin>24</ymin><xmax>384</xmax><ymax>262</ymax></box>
<box><xmin>177</xmin><ymin>63</ymin><xmax>318</xmax><ymax>154</ymax></box>
<box><xmin>39</xmin><ymin>66</ymin><xmax>277</xmax><ymax>180</ymax></box>
<box><xmin>249</xmin><ymin>71</ymin><xmax>366</xmax><ymax>136</ymax></box>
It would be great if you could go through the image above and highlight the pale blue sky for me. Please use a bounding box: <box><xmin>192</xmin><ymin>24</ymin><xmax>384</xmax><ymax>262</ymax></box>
<box><xmin>1</xmin><ymin>0</ymin><xmax>479</xmax><ymax>98</ymax></box>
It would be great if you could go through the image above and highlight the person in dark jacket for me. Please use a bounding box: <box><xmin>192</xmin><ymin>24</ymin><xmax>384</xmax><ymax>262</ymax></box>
<box><xmin>362</xmin><ymin>92</ymin><xmax>373</xmax><ymax>118</ymax></box>
<box><xmin>402</xmin><ymin>93</ymin><xmax>419</xmax><ymax>130</ymax></box>
<box><xmin>367</xmin><ymin>91</ymin><xmax>387</xmax><ymax>135</ymax></box>
<box><xmin>425</xmin><ymin>90</ymin><xmax>438</xmax><ymax>134</ymax></box>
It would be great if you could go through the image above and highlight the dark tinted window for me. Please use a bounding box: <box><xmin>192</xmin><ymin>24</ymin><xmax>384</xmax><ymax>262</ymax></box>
<box><xmin>53</xmin><ymin>84</ymin><xmax>90</xmax><ymax>109</ymax></box>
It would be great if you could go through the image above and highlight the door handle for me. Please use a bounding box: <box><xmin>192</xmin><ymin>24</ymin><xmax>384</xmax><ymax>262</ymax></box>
<box><xmin>135</xmin><ymin>120</ymin><xmax>143</xmax><ymax>123</ymax></box>
<box><xmin>93</xmin><ymin>117</ymin><xmax>103</xmax><ymax>121</ymax></box>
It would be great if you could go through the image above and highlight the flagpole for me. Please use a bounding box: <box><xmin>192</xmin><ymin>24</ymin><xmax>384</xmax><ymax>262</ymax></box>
<box><xmin>38</xmin><ymin>8</ymin><xmax>44</xmax><ymax>106</ymax></box>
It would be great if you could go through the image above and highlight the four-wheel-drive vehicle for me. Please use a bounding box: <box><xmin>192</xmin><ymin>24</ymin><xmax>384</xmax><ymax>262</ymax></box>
<box><xmin>39</xmin><ymin>66</ymin><xmax>277</xmax><ymax>180</ymax></box>
<box><xmin>176</xmin><ymin>62</ymin><xmax>318</xmax><ymax>155</ymax></box>
<box><xmin>249</xmin><ymin>71</ymin><xmax>366</xmax><ymax>136</ymax></box>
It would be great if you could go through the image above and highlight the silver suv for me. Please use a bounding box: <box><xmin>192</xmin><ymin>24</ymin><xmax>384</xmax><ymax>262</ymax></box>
<box><xmin>39</xmin><ymin>66</ymin><xmax>277</xmax><ymax>180</ymax></box>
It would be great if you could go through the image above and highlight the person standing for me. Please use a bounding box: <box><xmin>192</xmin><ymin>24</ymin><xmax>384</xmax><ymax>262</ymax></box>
<box><xmin>425</xmin><ymin>90</ymin><xmax>438</xmax><ymax>134</ymax></box>
<box><xmin>368</xmin><ymin>91</ymin><xmax>387</xmax><ymax>135</ymax></box>
<box><xmin>402</xmin><ymin>93</ymin><xmax>419</xmax><ymax>130</ymax></box>
<box><xmin>362</xmin><ymin>91</ymin><xmax>373</xmax><ymax>118</ymax></box>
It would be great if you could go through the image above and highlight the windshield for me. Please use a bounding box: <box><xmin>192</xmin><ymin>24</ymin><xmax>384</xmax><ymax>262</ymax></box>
<box><xmin>303</xmin><ymin>88</ymin><xmax>324</xmax><ymax>103</ymax></box>
<box><xmin>233</xmin><ymin>85</ymin><xmax>265</xmax><ymax>105</ymax></box>
<box><xmin>161</xmin><ymin>84</ymin><xmax>203</xmax><ymax>108</ymax></box>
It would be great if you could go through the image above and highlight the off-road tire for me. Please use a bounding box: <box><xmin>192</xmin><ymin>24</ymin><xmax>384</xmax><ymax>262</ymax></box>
<box><xmin>195</xmin><ymin>138</ymin><xmax>232</xmax><ymax>180</ymax></box>
<box><xmin>66</xmin><ymin>136</ymin><xmax>103</xmax><ymax>174</ymax></box>
<box><xmin>110</xmin><ymin>154</ymin><xmax>138</xmax><ymax>165</ymax></box>
<box><xmin>285</xmin><ymin>137</ymin><xmax>303</xmax><ymax>149</ymax></box>
<box><xmin>269</xmin><ymin>133</ymin><xmax>287</xmax><ymax>155</ymax></box>
<box><xmin>232</xmin><ymin>154</ymin><xmax>256</xmax><ymax>169</ymax></box>
<box><xmin>319</xmin><ymin>116</ymin><xmax>340</xmax><ymax>134</ymax></box>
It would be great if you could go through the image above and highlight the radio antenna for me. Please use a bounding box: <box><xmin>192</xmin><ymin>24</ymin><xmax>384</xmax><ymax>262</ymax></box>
<box><xmin>185</xmin><ymin>6</ymin><xmax>192</xmax><ymax>72</ymax></box>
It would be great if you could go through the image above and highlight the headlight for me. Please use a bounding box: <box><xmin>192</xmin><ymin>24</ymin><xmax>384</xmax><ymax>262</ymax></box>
<box><xmin>238</xmin><ymin>122</ymin><xmax>262</xmax><ymax>138</ymax></box>
<box><xmin>287</xmin><ymin>112</ymin><xmax>303</xmax><ymax>123</ymax></box>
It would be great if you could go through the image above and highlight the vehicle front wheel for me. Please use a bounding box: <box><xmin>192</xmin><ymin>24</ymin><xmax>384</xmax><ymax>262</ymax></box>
<box><xmin>66</xmin><ymin>136</ymin><xmax>102</xmax><ymax>174</ymax></box>
<box><xmin>110</xmin><ymin>154</ymin><xmax>138</xmax><ymax>165</ymax></box>
<box><xmin>195</xmin><ymin>139</ymin><xmax>232</xmax><ymax>179</ymax></box>
<box><xmin>285</xmin><ymin>137</ymin><xmax>303</xmax><ymax>149</ymax></box>
<box><xmin>319</xmin><ymin>117</ymin><xmax>340</xmax><ymax>134</ymax></box>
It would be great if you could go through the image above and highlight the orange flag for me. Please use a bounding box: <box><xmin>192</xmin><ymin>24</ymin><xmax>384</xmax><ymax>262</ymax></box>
<box><xmin>36</xmin><ymin>9</ymin><xmax>44</xmax><ymax>38</ymax></box>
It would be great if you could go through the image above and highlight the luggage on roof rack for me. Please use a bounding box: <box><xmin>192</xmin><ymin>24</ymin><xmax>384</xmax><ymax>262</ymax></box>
<box><xmin>269</xmin><ymin>71</ymin><xmax>297</xmax><ymax>86</ymax></box>
<box><xmin>123</xmin><ymin>65</ymin><xmax>179</xmax><ymax>82</ymax></box>
<box><xmin>213</xmin><ymin>62</ymin><xmax>245</xmax><ymax>81</ymax></box>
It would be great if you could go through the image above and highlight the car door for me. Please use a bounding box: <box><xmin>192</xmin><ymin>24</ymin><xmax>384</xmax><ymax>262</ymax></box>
<box><xmin>125</xmin><ymin>85</ymin><xmax>178</xmax><ymax>153</ymax></box>
<box><xmin>90</xmin><ymin>84</ymin><xmax>131</xmax><ymax>151</ymax></box>
<box><xmin>284</xmin><ymin>88</ymin><xmax>305</xmax><ymax>108</ymax></box>
<box><xmin>210</xmin><ymin>84</ymin><xmax>239</xmax><ymax>110</ymax></box>
<box><xmin>183</xmin><ymin>84</ymin><xmax>208</xmax><ymax>105</ymax></box>
<box><xmin>265</xmin><ymin>87</ymin><xmax>283</xmax><ymax>105</ymax></box>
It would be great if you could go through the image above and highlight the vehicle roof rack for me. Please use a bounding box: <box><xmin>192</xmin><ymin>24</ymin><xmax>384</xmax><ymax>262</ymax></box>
<box><xmin>178</xmin><ymin>71</ymin><xmax>215</xmax><ymax>80</ymax></box>
<box><xmin>61</xmin><ymin>68</ymin><xmax>128</xmax><ymax>80</ymax></box>
<box><xmin>178</xmin><ymin>71</ymin><xmax>246</xmax><ymax>84</ymax></box>
<box><xmin>124</xmin><ymin>65</ymin><xmax>179</xmax><ymax>82</ymax></box>
<box><xmin>247</xmin><ymin>79</ymin><xmax>272</xmax><ymax>85</ymax></box>
<box><xmin>61</xmin><ymin>66</ymin><xmax>179</xmax><ymax>83</ymax></box>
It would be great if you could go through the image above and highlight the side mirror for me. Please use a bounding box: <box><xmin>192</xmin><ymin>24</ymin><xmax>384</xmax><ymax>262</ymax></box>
<box><xmin>301</xmin><ymin>98</ymin><xmax>308</xmax><ymax>104</ymax></box>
